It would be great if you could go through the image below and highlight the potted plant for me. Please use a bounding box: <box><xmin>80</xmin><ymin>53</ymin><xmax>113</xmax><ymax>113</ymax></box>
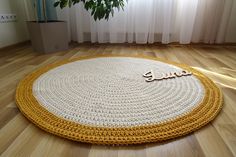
<box><xmin>28</xmin><ymin>0</ymin><xmax>126</xmax><ymax>53</ymax></box>
<box><xmin>27</xmin><ymin>0</ymin><xmax>68</xmax><ymax>53</ymax></box>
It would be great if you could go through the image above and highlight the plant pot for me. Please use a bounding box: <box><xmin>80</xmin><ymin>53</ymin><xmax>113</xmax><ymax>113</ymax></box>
<box><xmin>27</xmin><ymin>21</ymin><xmax>68</xmax><ymax>53</ymax></box>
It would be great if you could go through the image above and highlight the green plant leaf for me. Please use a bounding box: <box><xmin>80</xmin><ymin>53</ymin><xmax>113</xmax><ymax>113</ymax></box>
<box><xmin>68</xmin><ymin>0</ymin><xmax>72</xmax><ymax>7</ymax></box>
<box><xmin>54</xmin><ymin>1</ymin><xmax>60</xmax><ymax>7</ymax></box>
<box><xmin>54</xmin><ymin>0</ymin><xmax>127</xmax><ymax>20</ymax></box>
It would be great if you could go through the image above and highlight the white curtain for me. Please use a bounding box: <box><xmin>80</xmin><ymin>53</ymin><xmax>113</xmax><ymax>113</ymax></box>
<box><xmin>56</xmin><ymin>0</ymin><xmax>234</xmax><ymax>44</ymax></box>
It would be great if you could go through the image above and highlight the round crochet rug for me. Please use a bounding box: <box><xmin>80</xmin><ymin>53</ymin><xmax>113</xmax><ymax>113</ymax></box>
<box><xmin>16</xmin><ymin>55</ymin><xmax>223</xmax><ymax>145</ymax></box>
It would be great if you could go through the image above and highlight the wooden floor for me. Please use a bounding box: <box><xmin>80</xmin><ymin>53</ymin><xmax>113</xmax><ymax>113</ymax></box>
<box><xmin>0</xmin><ymin>43</ymin><xmax>236</xmax><ymax>157</ymax></box>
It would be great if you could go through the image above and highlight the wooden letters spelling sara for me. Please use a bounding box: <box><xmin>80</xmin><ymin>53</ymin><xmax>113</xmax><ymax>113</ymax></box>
<box><xmin>143</xmin><ymin>70</ymin><xmax>192</xmax><ymax>82</ymax></box>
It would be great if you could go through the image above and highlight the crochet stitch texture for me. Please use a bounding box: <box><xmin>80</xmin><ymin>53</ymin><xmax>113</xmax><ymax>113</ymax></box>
<box><xmin>15</xmin><ymin>55</ymin><xmax>223</xmax><ymax>145</ymax></box>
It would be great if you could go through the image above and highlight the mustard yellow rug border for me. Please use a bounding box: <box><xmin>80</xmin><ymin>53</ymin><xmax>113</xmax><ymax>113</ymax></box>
<box><xmin>15</xmin><ymin>55</ymin><xmax>223</xmax><ymax>145</ymax></box>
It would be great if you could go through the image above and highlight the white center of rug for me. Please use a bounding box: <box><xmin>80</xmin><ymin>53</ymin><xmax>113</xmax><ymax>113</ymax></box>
<box><xmin>33</xmin><ymin>57</ymin><xmax>205</xmax><ymax>127</ymax></box>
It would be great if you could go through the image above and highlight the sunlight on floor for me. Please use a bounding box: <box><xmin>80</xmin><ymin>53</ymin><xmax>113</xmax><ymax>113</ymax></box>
<box><xmin>193</xmin><ymin>67</ymin><xmax>236</xmax><ymax>89</ymax></box>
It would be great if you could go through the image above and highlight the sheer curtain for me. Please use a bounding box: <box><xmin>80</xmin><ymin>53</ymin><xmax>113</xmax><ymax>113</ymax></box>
<box><xmin>56</xmin><ymin>0</ymin><xmax>234</xmax><ymax>44</ymax></box>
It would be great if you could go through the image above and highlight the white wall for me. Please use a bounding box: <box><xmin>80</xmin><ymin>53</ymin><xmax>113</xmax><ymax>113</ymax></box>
<box><xmin>0</xmin><ymin>0</ymin><xmax>31</xmax><ymax>48</ymax></box>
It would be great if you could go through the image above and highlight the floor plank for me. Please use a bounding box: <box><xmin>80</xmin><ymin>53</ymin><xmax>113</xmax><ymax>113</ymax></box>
<box><xmin>0</xmin><ymin>43</ymin><xmax>235</xmax><ymax>157</ymax></box>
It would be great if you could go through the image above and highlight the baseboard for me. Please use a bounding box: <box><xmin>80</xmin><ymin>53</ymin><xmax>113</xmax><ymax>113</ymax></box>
<box><xmin>71</xmin><ymin>41</ymin><xmax>236</xmax><ymax>47</ymax></box>
<box><xmin>0</xmin><ymin>40</ymin><xmax>31</xmax><ymax>51</ymax></box>
<box><xmin>0</xmin><ymin>40</ymin><xmax>235</xmax><ymax>52</ymax></box>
